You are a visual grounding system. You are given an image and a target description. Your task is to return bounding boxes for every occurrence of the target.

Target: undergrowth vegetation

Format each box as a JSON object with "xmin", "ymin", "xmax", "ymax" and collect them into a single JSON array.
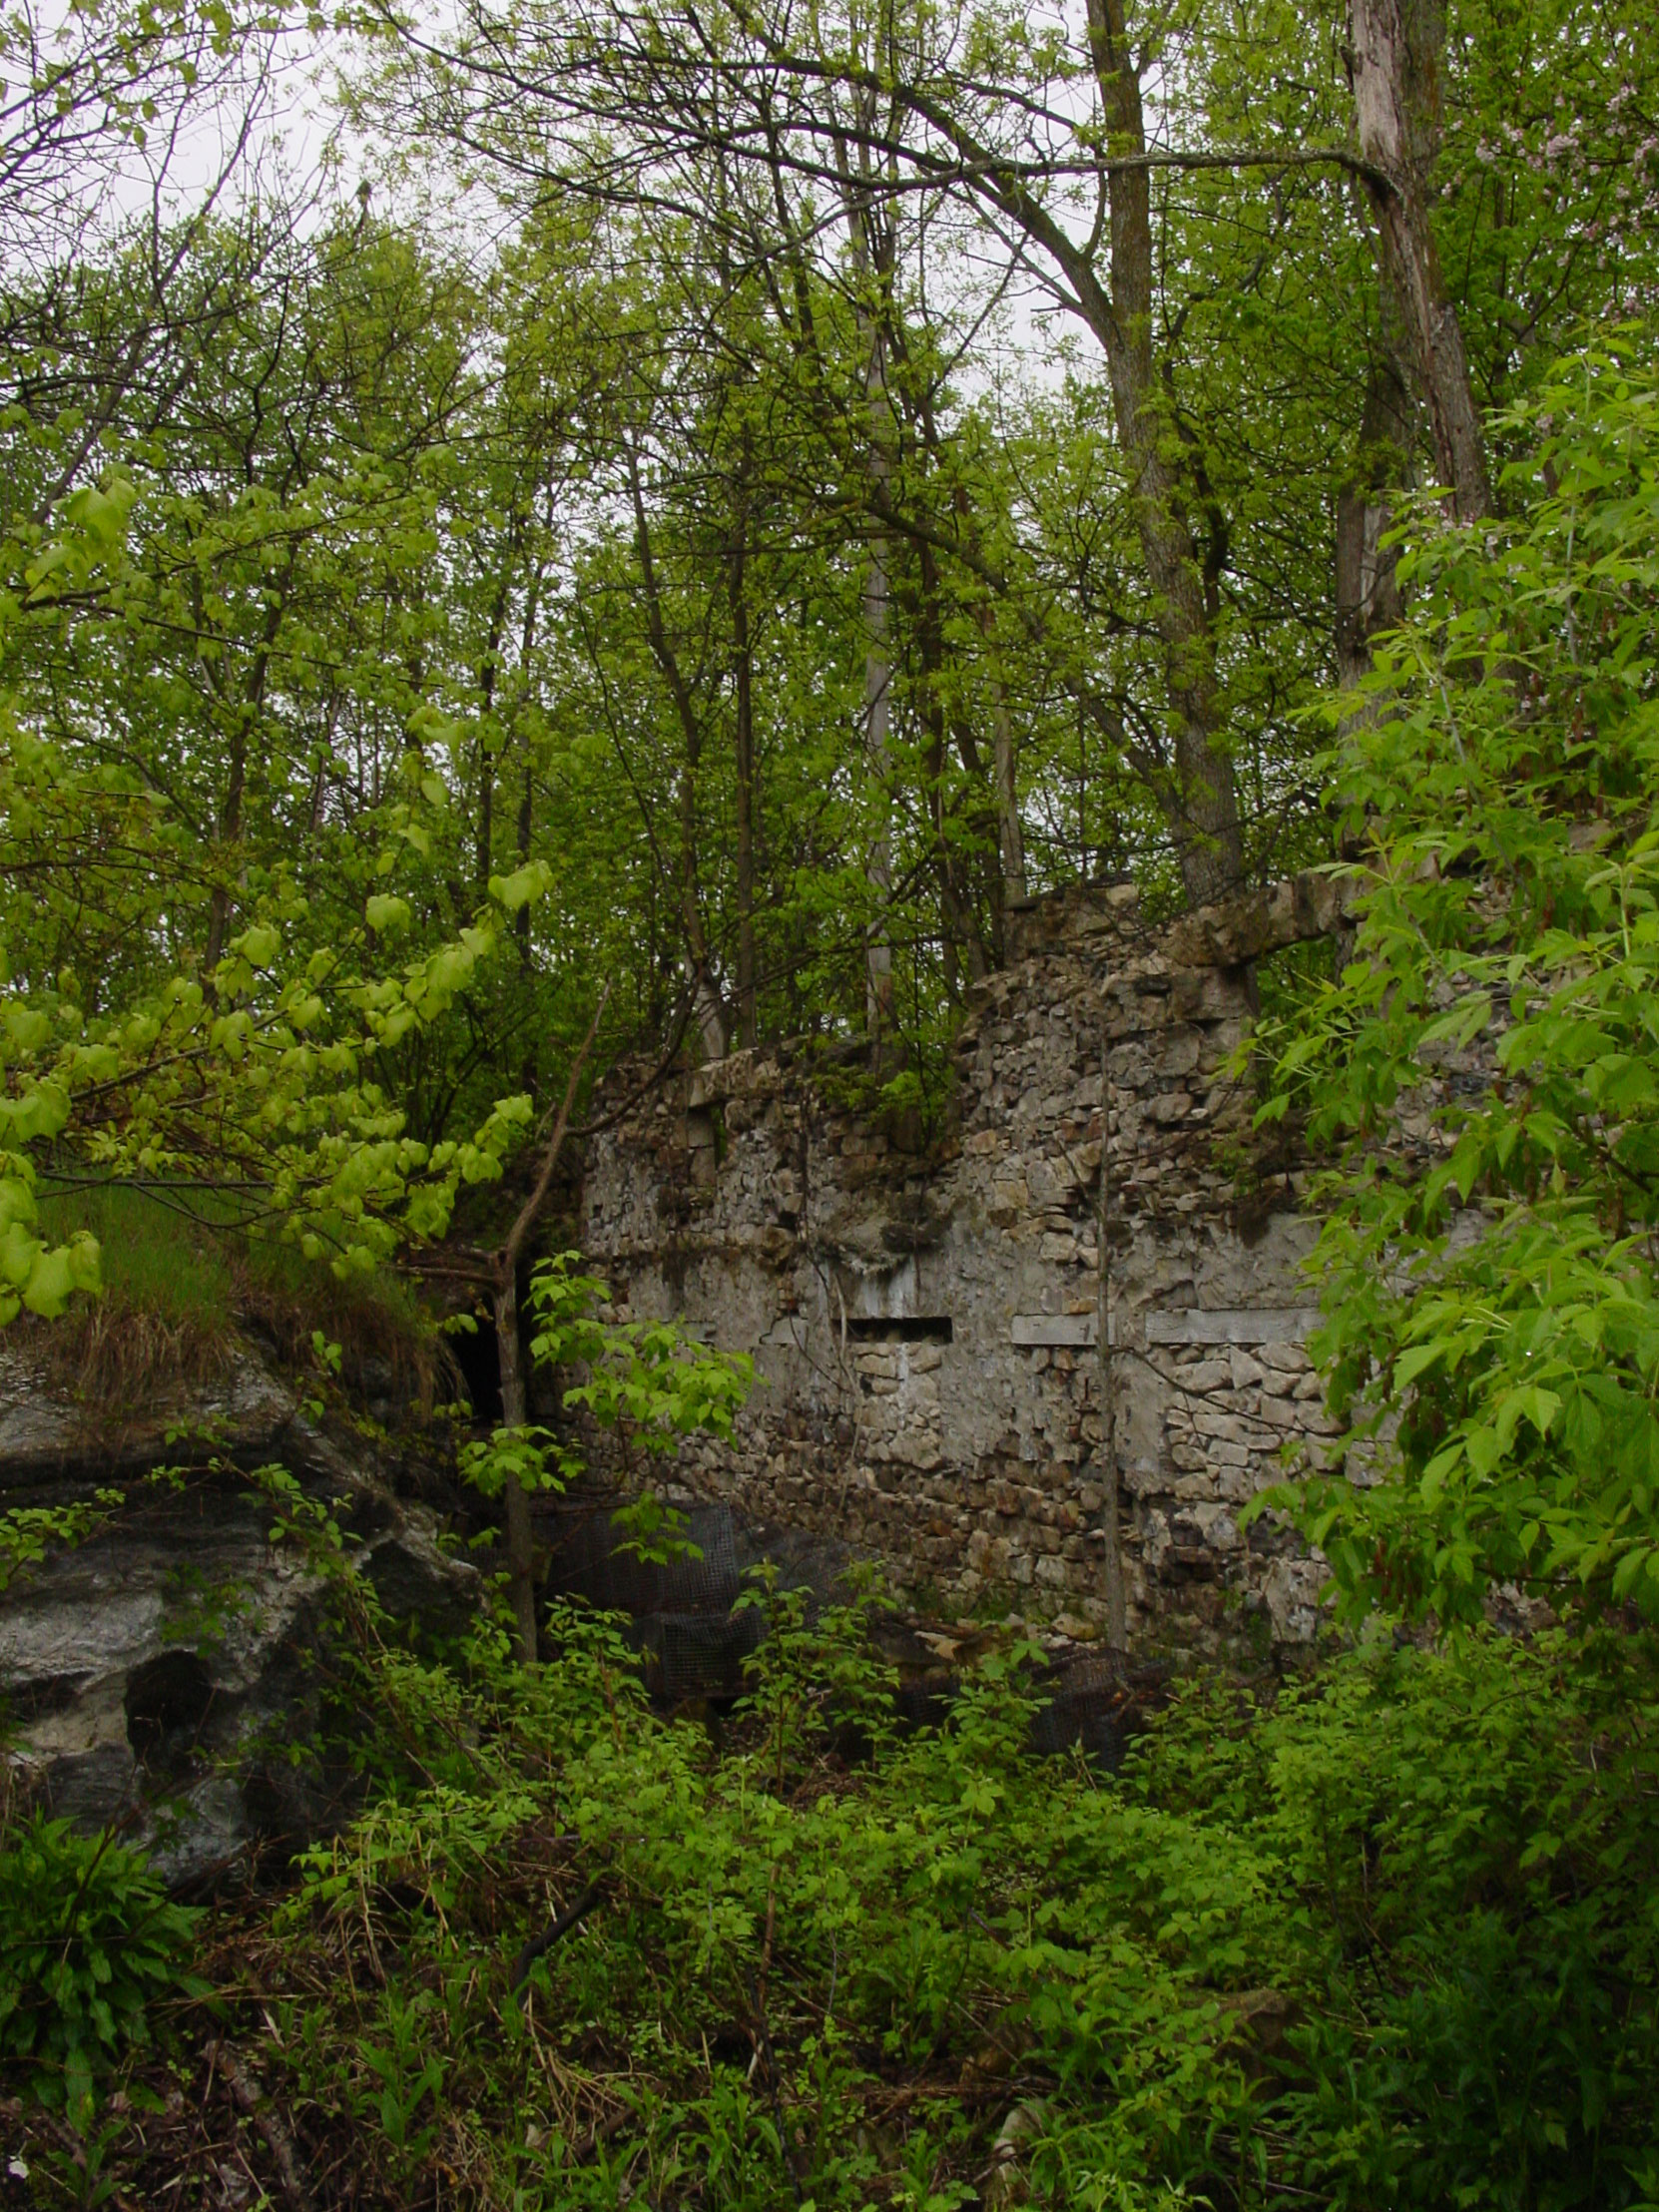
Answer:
[{"xmin": 2, "ymin": 1559, "xmax": 1655, "ymax": 2211}]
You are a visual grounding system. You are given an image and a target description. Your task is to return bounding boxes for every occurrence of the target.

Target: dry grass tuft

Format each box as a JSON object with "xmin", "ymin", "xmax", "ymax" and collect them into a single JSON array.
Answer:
[
  {"xmin": 20, "ymin": 1295, "xmax": 236, "ymax": 1407},
  {"xmin": 23, "ymin": 1181, "xmax": 452, "ymax": 1422}
]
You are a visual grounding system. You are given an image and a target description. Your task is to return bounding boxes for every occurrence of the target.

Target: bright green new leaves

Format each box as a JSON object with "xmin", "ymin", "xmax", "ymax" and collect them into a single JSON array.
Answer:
[
  {"xmin": 0, "ymin": 431, "xmax": 569, "ymax": 1295},
  {"xmin": 0, "ymin": 1102, "xmax": 100, "ymax": 1322},
  {"xmin": 1255, "ymin": 333, "xmax": 1659, "ymax": 1626},
  {"xmin": 453, "ymin": 1257, "xmax": 754, "ymax": 1581},
  {"xmin": 0, "ymin": 1487, "xmax": 124, "ymax": 1592},
  {"xmin": 457, "ymin": 1423, "xmax": 571, "ymax": 1500},
  {"xmin": 526, "ymin": 1252, "xmax": 754, "ymax": 1465},
  {"xmin": 487, "ymin": 859, "xmax": 553, "ymax": 913},
  {"xmin": 270, "ymin": 1557, "xmax": 1659, "ymax": 2209}
]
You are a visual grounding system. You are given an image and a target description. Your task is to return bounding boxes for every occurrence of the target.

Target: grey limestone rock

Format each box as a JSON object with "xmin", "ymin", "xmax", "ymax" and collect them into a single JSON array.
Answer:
[{"xmin": 0, "ymin": 1341, "xmax": 478, "ymax": 1883}]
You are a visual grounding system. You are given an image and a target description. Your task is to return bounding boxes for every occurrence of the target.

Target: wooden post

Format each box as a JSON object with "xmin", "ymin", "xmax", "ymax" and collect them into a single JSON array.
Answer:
[
  {"xmin": 493, "ymin": 983, "xmax": 610, "ymax": 1663},
  {"xmin": 1097, "ymin": 1030, "xmax": 1127, "ymax": 1651}
]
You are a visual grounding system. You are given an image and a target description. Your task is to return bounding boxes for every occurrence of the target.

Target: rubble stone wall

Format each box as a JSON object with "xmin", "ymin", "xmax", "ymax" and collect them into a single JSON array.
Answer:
[{"xmin": 577, "ymin": 875, "xmax": 1354, "ymax": 1658}]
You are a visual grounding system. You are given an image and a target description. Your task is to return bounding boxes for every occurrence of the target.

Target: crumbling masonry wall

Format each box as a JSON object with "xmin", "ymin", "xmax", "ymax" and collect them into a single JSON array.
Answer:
[{"xmin": 577, "ymin": 875, "xmax": 1357, "ymax": 1658}]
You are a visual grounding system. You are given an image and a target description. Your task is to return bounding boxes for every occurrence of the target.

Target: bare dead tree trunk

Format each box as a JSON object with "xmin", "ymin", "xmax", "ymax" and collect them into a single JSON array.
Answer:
[
  {"xmin": 1348, "ymin": 0, "xmax": 1492, "ymax": 522},
  {"xmin": 493, "ymin": 985, "xmax": 610, "ymax": 1662}
]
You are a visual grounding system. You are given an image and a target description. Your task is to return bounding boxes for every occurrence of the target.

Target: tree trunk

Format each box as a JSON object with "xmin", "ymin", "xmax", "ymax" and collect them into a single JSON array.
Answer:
[
  {"xmin": 491, "ymin": 984, "xmax": 611, "ymax": 1664},
  {"xmin": 728, "ymin": 508, "xmax": 759, "ymax": 1050},
  {"xmin": 1348, "ymin": 0, "xmax": 1492, "ymax": 521},
  {"xmin": 627, "ymin": 441, "xmax": 727, "ymax": 1061},
  {"xmin": 838, "ymin": 119, "xmax": 897, "ymax": 1047},
  {"xmin": 979, "ymin": 604, "xmax": 1026, "ymax": 906},
  {"xmin": 203, "ymin": 722, "xmax": 245, "ymax": 979},
  {"xmin": 1084, "ymin": 0, "xmax": 1243, "ymax": 905},
  {"xmin": 1336, "ymin": 319, "xmax": 1412, "ymax": 693},
  {"xmin": 515, "ymin": 758, "xmax": 534, "ymax": 967},
  {"xmin": 493, "ymin": 1273, "xmax": 539, "ymax": 1661},
  {"xmin": 860, "ymin": 516, "xmax": 896, "ymax": 1040},
  {"xmin": 475, "ymin": 568, "xmax": 510, "ymax": 890},
  {"xmin": 913, "ymin": 542, "xmax": 988, "ymax": 987}
]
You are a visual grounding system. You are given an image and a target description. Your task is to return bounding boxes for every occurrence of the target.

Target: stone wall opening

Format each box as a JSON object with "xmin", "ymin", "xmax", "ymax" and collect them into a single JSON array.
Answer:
[
  {"xmin": 844, "ymin": 1317, "xmax": 953, "ymax": 1345},
  {"xmin": 450, "ymin": 1312, "xmax": 504, "ymax": 1423}
]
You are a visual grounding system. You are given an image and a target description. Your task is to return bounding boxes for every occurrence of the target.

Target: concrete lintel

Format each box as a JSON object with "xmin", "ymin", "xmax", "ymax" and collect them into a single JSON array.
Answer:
[
  {"xmin": 1012, "ymin": 1314, "xmax": 1118, "ymax": 1349},
  {"xmin": 1142, "ymin": 1308, "xmax": 1319, "ymax": 1345}
]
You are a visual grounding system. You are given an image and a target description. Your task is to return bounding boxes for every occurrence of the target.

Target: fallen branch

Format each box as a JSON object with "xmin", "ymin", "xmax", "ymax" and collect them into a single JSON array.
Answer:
[
  {"xmin": 204, "ymin": 2040, "xmax": 312, "ymax": 2212},
  {"xmin": 572, "ymin": 2101, "xmax": 634, "ymax": 2166},
  {"xmin": 509, "ymin": 1874, "xmax": 608, "ymax": 1993}
]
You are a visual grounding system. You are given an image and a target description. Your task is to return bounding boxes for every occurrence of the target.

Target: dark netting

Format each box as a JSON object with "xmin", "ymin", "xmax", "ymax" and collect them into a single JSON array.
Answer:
[
  {"xmin": 893, "ymin": 1677, "xmax": 955, "ymax": 1733},
  {"xmin": 544, "ymin": 1502, "xmax": 765, "ymax": 1699},
  {"xmin": 1027, "ymin": 1654, "xmax": 1134, "ymax": 1767},
  {"xmin": 543, "ymin": 1499, "xmax": 1161, "ymax": 1735},
  {"xmin": 545, "ymin": 1502, "xmax": 740, "ymax": 1614},
  {"xmin": 660, "ymin": 1508, "xmax": 741, "ymax": 1612},
  {"xmin": 658, "ymin": 1607, "xmax": 765, "ymax": 1701}
]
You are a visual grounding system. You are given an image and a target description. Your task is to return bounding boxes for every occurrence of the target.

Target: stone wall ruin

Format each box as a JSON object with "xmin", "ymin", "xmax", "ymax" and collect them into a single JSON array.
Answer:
[{"xmin": 577, "ymin": 875, "xmax": 1357, "ymax": 1660}]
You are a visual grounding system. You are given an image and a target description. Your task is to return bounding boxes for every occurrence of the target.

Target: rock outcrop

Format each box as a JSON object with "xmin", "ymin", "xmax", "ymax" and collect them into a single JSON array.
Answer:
[{"xmin": 0, "ymin": 1342, "xmax": 477, "ymax": 1884}]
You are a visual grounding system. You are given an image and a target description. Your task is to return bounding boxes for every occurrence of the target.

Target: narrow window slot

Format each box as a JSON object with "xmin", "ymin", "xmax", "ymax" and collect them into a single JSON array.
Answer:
[{"xmin": 844, "ymin": 1316, "xmax": 953, "ymax": 1345}]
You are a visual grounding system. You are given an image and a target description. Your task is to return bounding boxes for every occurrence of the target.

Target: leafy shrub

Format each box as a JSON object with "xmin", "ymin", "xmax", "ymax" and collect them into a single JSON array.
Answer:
[
  {"xmin": 1255, "ymin": 336, "xmax": 1659, "ymax": 1626},
  {"xmin": 0, "ymin": 1816, "xmax": 205, "ymax": 2114},
  {"xmin": 15, "ymin": 1560, "xmax": 1654, "ymax": 2209}
]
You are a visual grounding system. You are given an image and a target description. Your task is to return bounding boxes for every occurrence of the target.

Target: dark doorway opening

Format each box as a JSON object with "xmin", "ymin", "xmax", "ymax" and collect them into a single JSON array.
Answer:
[{"xmin": 451, "ymin": 1312, "xmax": 504, "ymax": 1422}]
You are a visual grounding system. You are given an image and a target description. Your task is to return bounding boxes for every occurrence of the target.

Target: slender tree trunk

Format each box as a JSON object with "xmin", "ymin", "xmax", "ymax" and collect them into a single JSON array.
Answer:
[
  {"xmin": 514, "ymin": 559, "xmax": 545, "ymax": 968},
  {"xmin": 859, "ymin": 401, "xmax": 895, "ymax": 1040},
  {"xmin": 493, "ymin": 1271, "xmax": 538, "ymax": 1660},
  {"xmin": 204, "ymin": 723, "xmax": 246, "ymax": 978},
  {"xmin": 478, "ymin": 743, "xmax": 495, "ymax": 892},
  {"xmin": 1337, "ymin": 313, "xmax": 1413, "ymax": 692},
  {"xmin": 728, "ymin": 501, "xmax": 759, "ymax": 1050},
  {"xmin": 942, "ymin": 486, "xmax": 1025, "ymax": 929},
  {"xmin": 627, "ymin": 441, "xmax": 727, "ymax": 1061},
  {"xmin": 515, "ymin": 758, "xmax": 534, "ymax": 967},
  {"xmin": 913, "ymin": 544, "xmax": 987, "ymax": 987},
  {"xmin": 1348, "ymin": 0, "xmax": 1492, "ymax": 521},
  {"xmin": 1084, "ymin": 0, "xmax": 1243, "ymax": 904},
  {"xmin": 476, "ymin": 568, "xmax": 510, "ymax": 890},
  {"xmin": 977, "ymin": 602, "xmax": 1026, "ymax": 905},
  {"xmin": 493, "ymin": 985, "xmax": 610, "ymax": 1663},
  {"xmin": 203, "ymin": 566, "xmax": 289, "ymax": 977},
  {"xmin": 1097, "ymin": 1040, "xmax": 1125, "ymax": 1650},
  {"xmin": 837, "ymin": 119, "xmax": 897, "ymax": 1047}
]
